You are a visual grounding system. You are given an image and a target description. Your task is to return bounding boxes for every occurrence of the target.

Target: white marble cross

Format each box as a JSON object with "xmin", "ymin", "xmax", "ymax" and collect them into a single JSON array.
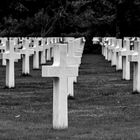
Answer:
[
  {"xmin": 0, "ymin": 38, "xmax": 7, "ymax": 65},
  {"xmin": 74, "ymin": 38, "xmax": 85, "ymax": 57},
  {"xmin": 67, "ymin": 40, "xmax": 82, "ymax": 97},
  {"xmin": 110, "ymin": 38, "xmax": 117, "ymax": 66},
  {"xmin": 63, "ymin": 37, "xmax": 75, "ymax": 43},
  {"xmin": 0, "ymin": 38, "xmax": 21, "ymax": 88},
  {"xmin": 20, "ymin": 38, "xmax": 34, "ymax": 75},
  {"xmin": 102, "ymin": 38, "xmax": 109, "ymax": 60},
  {"xmin": 42, "ymin": 43, "xmax": 78, "ymax": 129},
  {"xmin": 107, "ymin": 38, "xmax": 113, "ymax": 61},
  {"xmin": 47, "ymin": 38, "xmax": 54, "ymax": 60},
  {"xmin": 40, "ymin": 38, "xmax": 47, "ymax": 64},
  {"xmin": 118, "ymin": 38, "xmax": 134, "ymax": 80},
  {"xmin": 101, "ymin": 38, "xmax": 106, "ymax": 56},
  {"xmin": 128, "ymin": 41, "xmax": 140, "ymax": 92},
  {"xmin": 115, "ymin": 39, "xmax": 123, "ymax": 70},
  {"xmin": 110, "ymin": 39, "xmax": 122, "ymax": 70},
  {"xmin": 32, "ymin": 38, "xmax": 43, "ymax": 69}
]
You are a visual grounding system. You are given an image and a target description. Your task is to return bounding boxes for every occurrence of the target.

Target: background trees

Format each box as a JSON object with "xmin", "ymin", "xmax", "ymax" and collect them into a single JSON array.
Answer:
[{"xmin": 0, "ymin": 0, "xmax": 139, "ymax": 37}]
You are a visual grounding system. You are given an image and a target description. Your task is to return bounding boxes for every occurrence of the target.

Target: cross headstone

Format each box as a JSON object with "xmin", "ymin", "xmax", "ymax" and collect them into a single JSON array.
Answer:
[
  {"xmin": 74, "ymin": 38, "xmax": 85, "ymax": 57},
  {"xmin": 1, "ymin": 38, "xmax": 21, "ymax": 88},
  {"xmin": 47, "ymin": 38, "xmax": 54, "ymax": 60},
  {"xmin": 128, "ymin": 41, "xmax": 140, "ymax": 92},
  {"xmin": 101, "ymin": 38, "xmax": 105, "ymax": 56},
  {"xmin": 102, "ymin": 38, "xmax": 109, "ymax": 60},
  {"xmin": 115, "ymin": 39, "xmax": 123, "ymax": 70},
  {"xmin": 107, "ymin": 38, "xmax": 113, "ymax": 61},
  {"xmin": 118, "ymin": 38, "xmax": 134, "ymax": 80},
  {"xmin": 32, "ymin": 38, "xmax": 43, "ymax": 69},
  {"xmin": 42, "ymin": 43, "xmax": 78, "ymax": 129},
  {"xmin": 0, "ymin": 38, "xmax": 7, "ymax": 65},
  {"xmin": 67, "ymin": 40, "xmax": 82, "ymax": 97},
  {"xmin": 20, "ymin": 38, "xmax": 34, "ymax": 75},
  {"xmin": 110, "ymin": 38, "xmax": 117, "ymax": 66},
  {"xmin": 40, "ymin": 38, "xmax": 47, "ymax": 64}
]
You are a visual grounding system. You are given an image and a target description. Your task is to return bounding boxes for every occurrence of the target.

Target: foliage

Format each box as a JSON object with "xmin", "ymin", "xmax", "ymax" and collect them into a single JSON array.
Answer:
[{"xmin": 0, "ymin": 0, "xmax": 139, "ymax": 39}]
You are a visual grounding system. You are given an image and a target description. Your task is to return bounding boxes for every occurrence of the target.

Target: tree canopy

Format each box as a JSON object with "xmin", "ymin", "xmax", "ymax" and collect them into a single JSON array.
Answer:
[{"xmin": 0, "ymin": 0, "xmax": 139, "ymax": 37}]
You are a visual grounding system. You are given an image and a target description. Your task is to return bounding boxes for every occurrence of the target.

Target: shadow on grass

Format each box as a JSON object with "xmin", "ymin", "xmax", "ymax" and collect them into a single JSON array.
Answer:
[{"xmin": 21, "ymin": 74, "xmax": 32, "ymax": 77}]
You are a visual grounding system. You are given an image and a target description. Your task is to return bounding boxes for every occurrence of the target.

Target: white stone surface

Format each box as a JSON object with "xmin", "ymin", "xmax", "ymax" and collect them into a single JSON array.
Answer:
[
  {"xmin": 110, "ymin": 38, "xmax": 117, "ymax": 66},
  {"xmin": 63, "ymin": 37, "xmax": 75, "ymax": 43},
  {"xmin": 118, "ymin": 38, "xmax": 134, "ymax": 80},
  {"xmin": 0, "ymin": 38, "xmax": 7, "ymax": 65},
  {"xmin": 103, "ymin": 38, "xmax": 109, "ymax": 60},
  {"xmin": 20, "ymin": 38, "xmax": 34, "ymax": 74},
  {"xmin": 40, "ymin": 38, "xmax": 47, "ymax": 64},
  {"xmin": 32, "ymin": 38, "xmax": 43, "ymax": 69},
  {"xmin": 47, "ymin": 38, "xmax": 54, "ymax": 60},
  {"xmin": 74, "ymin": 38, "xmax": 85, "ymax": 57},
  {"xmin": 115, "ymin": 39, "xmax": 123, "ymax": 70},
  {"xmin": 128, "ymin": 41, "xmax": 140, "ymax": 92},
  {"xmin": 107, "ymin": 38, "xmax": 114, "ymax": 61},
  {"xmin": 67, "ymin": 40, "xmax": 82, "ymax": 97},
  {"xmin": 42, "ymin": 43, "xmax": 78, "ymax": 129},
  {"xmin": 2, "ymin": 38, "xmax": 21, "ymax": 88}
]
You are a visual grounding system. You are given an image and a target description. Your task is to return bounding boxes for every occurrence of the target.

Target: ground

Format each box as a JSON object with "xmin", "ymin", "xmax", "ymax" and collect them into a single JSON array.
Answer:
[{"xmin": 0, "ymin": 54, "xmax": 140, "ymax": 140}]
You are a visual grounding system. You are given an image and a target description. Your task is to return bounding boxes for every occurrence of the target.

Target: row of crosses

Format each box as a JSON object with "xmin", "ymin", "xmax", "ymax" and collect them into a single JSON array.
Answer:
[
  {"xmin": 0, "ymin": 37, "xmax": 85, "ymax": 129},
  {"xmin": 101, "ymin": 37, "xmax": 140, "ymax": 93}
]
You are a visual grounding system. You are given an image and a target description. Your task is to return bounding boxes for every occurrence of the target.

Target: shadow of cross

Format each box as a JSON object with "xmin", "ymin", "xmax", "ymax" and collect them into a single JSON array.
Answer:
[
  {"xmin": 20, "ymin": 38, "xmax": 34, "ymax": 75},
  {"xmin": 1, "ymin": 38, "xmax": 21, "ymax": 88},
  {"xmin": 128, "ymin": 41, "xmax": 140, "ymax": 92},
  {"xmin": 118, "ymin": 38, "xmax": 134, "ymax": 80},
  {"xmin": 42, "ymin": 43, "xmax": 78, "ymax": 129}
]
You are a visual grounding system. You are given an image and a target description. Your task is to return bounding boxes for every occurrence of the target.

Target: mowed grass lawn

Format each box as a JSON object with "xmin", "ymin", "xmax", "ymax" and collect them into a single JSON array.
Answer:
[{"xmin": 0, "ymin": 54, "xmax": 140, "ymax": 140}]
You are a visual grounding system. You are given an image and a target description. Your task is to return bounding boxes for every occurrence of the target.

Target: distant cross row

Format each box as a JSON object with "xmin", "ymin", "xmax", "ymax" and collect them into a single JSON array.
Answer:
[{"xmin": 100, "ymin": 37, "xmax": 140, "ymax": 93}]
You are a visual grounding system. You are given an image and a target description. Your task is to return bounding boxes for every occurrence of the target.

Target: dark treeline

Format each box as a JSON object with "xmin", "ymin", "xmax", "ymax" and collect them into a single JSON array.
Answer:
[{"xmin": 0, "ymin": 0, "xmax": 140, "ymax": 38}]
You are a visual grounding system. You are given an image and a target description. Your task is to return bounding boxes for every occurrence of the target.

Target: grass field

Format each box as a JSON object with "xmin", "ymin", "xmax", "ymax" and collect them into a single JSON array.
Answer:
[{"xmin": 0, "ymin": 54, "xmax": 140, "ymax": 140}]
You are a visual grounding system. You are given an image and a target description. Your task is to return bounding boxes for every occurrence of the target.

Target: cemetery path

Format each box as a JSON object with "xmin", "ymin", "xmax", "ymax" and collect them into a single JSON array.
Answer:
[{"xmin": 0, "ymin": 55, "xmax": 140, "ymax": 140}]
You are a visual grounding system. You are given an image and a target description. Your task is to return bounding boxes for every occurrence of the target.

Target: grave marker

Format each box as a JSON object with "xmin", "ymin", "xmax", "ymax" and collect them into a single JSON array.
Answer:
[
  {"xmin": 107, "ymin": 38, "xmax": 113, "ymax": 61},
  {"xmin": 32, "ymin": 38, "xmax": 43, "ymax": 69},
  {"xmin": 115, "ymin": 39, "xmax": 123, "ymax": 70},
  {"xmin": 128, "ymin": 41, "xmax": 140, "ymax": 92},
  {"xmin": 20, "ymin": 38, "xmax": 34, "ymax": 75},
  {"xmin": 118, "ymin": 38, "xmax": 134, "ymax": 80},
  {"xmin": 67, "ymin": 40, "xmax": 82, "ymax": 97},
  {"xmin": 102, "ymin": 38, "xmax": 109, "ymax": 60},
  {"xmin": 42, "ymin": 43, "xmax": 78, "ymax": 129},
  {"xmin": 0, "ymin": 38, "xmax": 21, "ymax": 88},
  {"xmin": 110, "ymin": 38, "xmax": 117, "ymax": 66},
  {"xmin": 110, "ymin": 39, "xmax": 123, "ymax": 70},
  {"xmin": 74, "ymin": 38, "xmax": 85, "ymax": 57},
  {"xmin": 0, "ymin": 38, "xmax": 7, "ymax": 65},
  {"xmin": 40, "ymin": 38, "xmax": 47, "ymax": 64}
]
